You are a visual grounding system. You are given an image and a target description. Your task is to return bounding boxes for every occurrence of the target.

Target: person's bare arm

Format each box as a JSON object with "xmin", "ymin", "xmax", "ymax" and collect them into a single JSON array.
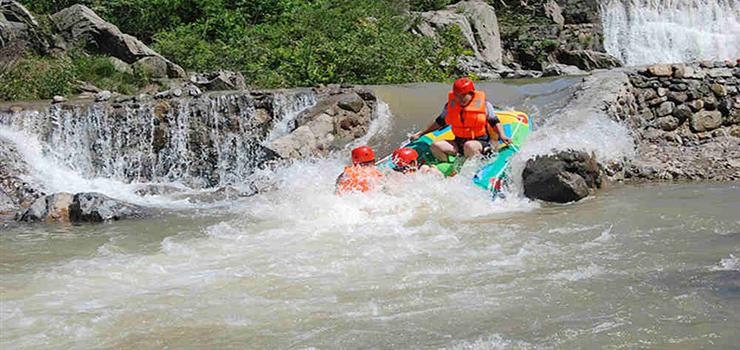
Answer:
[{"xmin": 410, "ymin": 120, "xmax": 442, "ymax": 141}]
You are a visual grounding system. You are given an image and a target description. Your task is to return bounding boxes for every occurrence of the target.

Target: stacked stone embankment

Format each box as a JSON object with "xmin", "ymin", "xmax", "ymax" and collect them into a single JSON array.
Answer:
[{"xmin": 623, "ymin": 61, "xmax": 739, "ymax": 181}]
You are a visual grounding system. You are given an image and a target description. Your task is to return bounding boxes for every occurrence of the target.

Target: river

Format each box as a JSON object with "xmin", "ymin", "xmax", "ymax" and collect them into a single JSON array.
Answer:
[{"xmin": 1, "ymin": 79, "xmax": 739, "ymax": 349}]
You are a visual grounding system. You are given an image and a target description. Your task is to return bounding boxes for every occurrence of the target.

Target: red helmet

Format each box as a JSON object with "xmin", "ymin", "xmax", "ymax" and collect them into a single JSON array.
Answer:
[
  {"xmin": 392, "ymin": 147, "xmax": 419, "ymax": 167},
  {"xmin": 452, "ymin": 77, "xmax": 475, "ymax": 95},
  {"xmin": 351, "ymin": 145, "xmax": 375, "ymax": 164}
]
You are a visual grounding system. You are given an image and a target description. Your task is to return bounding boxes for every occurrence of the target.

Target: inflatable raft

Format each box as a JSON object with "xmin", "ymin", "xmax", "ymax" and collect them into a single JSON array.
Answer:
[{"xmin": 377, "ymin": 109, "xmax": 530, "ymax": 198}]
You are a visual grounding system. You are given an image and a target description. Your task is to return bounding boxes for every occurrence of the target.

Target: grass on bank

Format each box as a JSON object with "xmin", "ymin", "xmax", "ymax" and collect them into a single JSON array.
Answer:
[{"xmin": 0, "ymin": 53, "xmax": 149, "ymax": 101}]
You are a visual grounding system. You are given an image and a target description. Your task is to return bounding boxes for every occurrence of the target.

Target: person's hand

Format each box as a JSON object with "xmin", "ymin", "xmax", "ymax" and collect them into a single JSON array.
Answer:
[
  {"xmin": 500, "ymin": 135, "xmax": 512, "ymax": 145},
  {"xmin": 409, "ymin": 132, "xmax": 421, "ymax": 141}
]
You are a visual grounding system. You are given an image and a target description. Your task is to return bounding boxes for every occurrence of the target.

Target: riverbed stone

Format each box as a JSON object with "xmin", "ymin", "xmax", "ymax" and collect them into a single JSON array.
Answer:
[
  {"xmin": 522, "ymin": 150, "xmax": 601, "ymax": 203},
  {"xmin": 69, "ymin": 192, "xmax": 145, "ymax": 222},
  {"xmin": 690, "ymin": 110, "xmax": 723, "ymax": 132}
]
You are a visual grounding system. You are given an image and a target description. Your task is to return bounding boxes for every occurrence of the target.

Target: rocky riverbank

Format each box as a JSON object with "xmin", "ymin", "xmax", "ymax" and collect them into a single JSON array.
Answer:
[{"xmin": 521, "ymin": 61, "xmax": 739, "ymax": 203}]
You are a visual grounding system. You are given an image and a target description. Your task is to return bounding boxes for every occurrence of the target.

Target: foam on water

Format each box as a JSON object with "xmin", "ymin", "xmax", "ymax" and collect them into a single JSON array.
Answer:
[{"xmin": 602, "ymin": 0, "xmax": 740, "ymax": 65}]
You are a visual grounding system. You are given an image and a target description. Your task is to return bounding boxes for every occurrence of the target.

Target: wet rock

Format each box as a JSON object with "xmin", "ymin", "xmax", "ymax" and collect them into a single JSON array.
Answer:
[
  {"xmin": 690, "ymin": 110, "xmax": 723, "ymax": 132},
  {"xmin": 522, "ymin": 150, "xmax": 602, "ymax": 203},
  {"xmin": 17, "ymin": 192, "xmax": 73, "ymax": 223},
  {"xmin": 337, "ymin": 93, "xmax": 364, "ymax": 113},
  {"xmin": 50, "ymin": 4, "xmax": 184, "ymax": 78},
  {"xmin": 68, "ymin": 192, "xmax": 145, "ymax": 222},
  {"xmin": 0, "ymin": 139, "xmax": 44, "ymax": 213}
]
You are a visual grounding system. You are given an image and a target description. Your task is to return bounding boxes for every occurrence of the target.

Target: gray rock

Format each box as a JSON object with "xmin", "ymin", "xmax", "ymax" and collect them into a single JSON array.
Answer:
[
  {"xmin": 17, "ymin": 196, "xmax": 47, "ymax": 222},
  {"xmin": 95, "ymin": 90, "xmax": 112, "ymax": 102},
  {"xmin": 0, "ymin": 0, "xmax": 48, "ymax": 52},
  {"xmin": 190, "ymin": 70, "xmax": 246, "ymax": 91},
  {"xmin": 542, "ymin": 63, "xmax": 585, "ymax": 77},
  {"xmin": 657, "ymin": 87, "xmax": 668, "ymax": 97},
  {"xmin": 68, "ymin": 192, "xmax": 145, "ymax": 222},
  {"xmin": 414, "ymin": 0, "xmax": 502, "ymax": 66},
  {"xmin": 52, "ymin": 95, "xmax": 67, "ymax": 104},
  {"xmin": 50, "ymin": 4, "xmax": 185, "ymax": 78},
  {"xmin": 703, "ymin": 95, "xmax": 718, "ymax": 110},
  {"xmin": 108, "ymin": 57, "xmax": 133, "ymax": 74},
  {"xmin": 668, "ymin": 91, "xmax": 688, "ymax": 103},
  {"xmin": 132, "ymin": 56, "xmax": 168, "ymax": 78},
  {"xmin": 672, "ymin": 104, "xmax": 693, "ymax": 122},
  {"xmin": 522, "ymin": 150, "xmax": 602, "ymax": 203},
  {"xmin": 543, "ymin": 0, "xmax": 565, "ymax": 27},
  {"xmin": 455, "ymin": 56, "xmax": 501, "ymax": 80},
  {"xmin": 690, "ymin": 110, "xmax": 723, "ymax": 132},
  {"xmin": 337, "ymin": 93, "xmax": 364, "ymax": 113},
  {"xmin": 556, "ymin": 49, "xmax": 622, "ymax": 71},
  {"xmin": 657, "ymin": 101, "xmax": 675, "ymax": 116},
  {"xmin": 656, "ymin": 116, "xmax": 679, "ymax": 131},
  {"xmin": 707, "ymin": 68, "xmax": 732, "ymax": 78}
]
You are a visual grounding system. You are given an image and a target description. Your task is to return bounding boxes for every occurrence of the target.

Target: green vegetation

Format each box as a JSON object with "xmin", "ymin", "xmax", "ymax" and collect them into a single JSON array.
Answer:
[
  {"xmin": 15, "ymin": 0, "xmax": 467, "ymax": 93},
  {"xmin": 0, "ymin": 53, "xmax": 149, "ymax": 101}
]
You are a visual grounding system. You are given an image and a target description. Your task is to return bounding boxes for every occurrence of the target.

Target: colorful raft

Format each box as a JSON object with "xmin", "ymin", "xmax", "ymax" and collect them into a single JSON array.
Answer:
[{"xmin": 376, "ymin": 109, "xmax": 530, "ymax": 197}]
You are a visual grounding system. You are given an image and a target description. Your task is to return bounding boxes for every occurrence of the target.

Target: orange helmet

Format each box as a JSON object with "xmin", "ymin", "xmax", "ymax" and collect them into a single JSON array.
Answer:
[
  {"xmin": 452, "ymin": 77, "xmax": 475, "ymax": 95},
  {"xmin": 392, "ymin": 147, "xmax": 419, "ymax": 167},
  {"xmin": 351, "ymin": 146, "xmax": 375, "ymax": 164}
]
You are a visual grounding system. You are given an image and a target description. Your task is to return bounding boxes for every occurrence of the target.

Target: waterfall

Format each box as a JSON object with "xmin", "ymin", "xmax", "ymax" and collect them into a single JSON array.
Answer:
[
  {"xmin": 0, "ymin": 91, "xmax": 317, "ymax": 190},
  {"xmin": 601, "ymin": 0, "xmax": 740, "ymax": 66}
]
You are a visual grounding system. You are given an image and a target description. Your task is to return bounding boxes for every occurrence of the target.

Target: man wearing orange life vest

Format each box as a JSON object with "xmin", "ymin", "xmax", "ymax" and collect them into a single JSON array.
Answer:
[
  {"xmin": 335, "ymin": 146, "xmax": 384, "ymax": 195},
  {"xmin": 409, "ymin": 77, "xmax": 511, "ymax": 162}
]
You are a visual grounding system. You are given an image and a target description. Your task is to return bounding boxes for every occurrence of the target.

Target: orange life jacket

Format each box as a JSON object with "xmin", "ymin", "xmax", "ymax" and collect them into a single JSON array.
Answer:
[
  {"xmin": 336, "ymin": 165, "xmax": 383, "ymax": 194},
  {"xmin": 445, "ymin": 90, "xmax": 488, "ymax": 139}
]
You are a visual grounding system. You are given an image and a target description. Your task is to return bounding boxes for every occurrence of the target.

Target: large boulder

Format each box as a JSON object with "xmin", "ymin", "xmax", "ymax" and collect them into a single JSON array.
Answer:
[
  {"xmin": 268, "ymin": 90, "xmax": 376, "ymax": 159},
  {"xmin": 556, "ymin": 49, "xmax": 622, "ymax": 70},
  {"xmin": 50, "ymin": 4, "xmax": 185, "ymax": 78},
  {"xmin": 0, "ymin": 0, "xmax": 48, "ymax": 52},
  {"xmin": 414, "ymin": 0, "xmax": 503, "ymax": 67},
  {"xmin": 522, "ymin": 150, "xmax": 603, "ymax": 203},
  {"xmin": 17, "ymin": 192, "xmax": 73, "ymax": 223},
  {"xmin": 68, "ymin": 192, "xmax": 145, "ymax": 222}
]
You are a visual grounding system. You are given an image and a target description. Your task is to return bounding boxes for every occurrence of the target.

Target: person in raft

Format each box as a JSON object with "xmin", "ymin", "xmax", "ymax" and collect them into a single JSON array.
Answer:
[
  {"xmin": 335, "ymin": 145, "xmax": 384, "ymax": 194},
  {"xmin": 390, "ymin": 147, "xmax": 450, "ymax": 176},
  {"xmin": 409, "ymin": 77, "xmax": 512, "ymax": 162}
]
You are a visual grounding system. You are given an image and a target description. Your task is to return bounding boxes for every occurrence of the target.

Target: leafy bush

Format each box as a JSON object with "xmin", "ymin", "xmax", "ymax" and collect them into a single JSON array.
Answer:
[{"xmin": 153, "ymin": 0, "xmax": 465, "ymax": 87}]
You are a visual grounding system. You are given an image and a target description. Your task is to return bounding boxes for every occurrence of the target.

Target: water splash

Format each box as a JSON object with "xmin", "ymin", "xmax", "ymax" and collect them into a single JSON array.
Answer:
[{"xmin": 601, "ymin": 0, "xmax": 740, "ymax": 65}]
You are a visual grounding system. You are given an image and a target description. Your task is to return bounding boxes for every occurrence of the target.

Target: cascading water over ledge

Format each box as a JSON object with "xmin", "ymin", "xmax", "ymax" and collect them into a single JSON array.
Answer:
[
  {"xmin": 0, "ymin": 90, "xmax": 318, "ymax": 190},
  {"xmin": 601, "ymin": 0, "xmax": 740, "ymax": 66}
]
